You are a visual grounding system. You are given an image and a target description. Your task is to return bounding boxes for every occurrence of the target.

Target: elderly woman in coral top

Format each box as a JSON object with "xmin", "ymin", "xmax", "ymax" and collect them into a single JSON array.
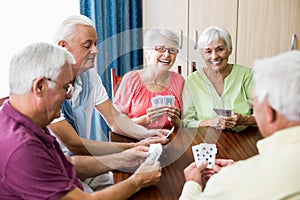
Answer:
[{"xmin": 114, "ymin": 28, "xmax": 184, "ymax": 129}]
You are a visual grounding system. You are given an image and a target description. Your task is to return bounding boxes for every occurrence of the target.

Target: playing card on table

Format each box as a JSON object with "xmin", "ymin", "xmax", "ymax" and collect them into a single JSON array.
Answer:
[
  {"xmin": 165, "ymin": 126, "xmax": 175, "ymax": 138},
  {"xmin": 192, "ymin": 143, "xmax": 217, "ymax": 169},
  {"xmin": 213, "ymin": 108, "xmax": 232, "ymax": 116},
  {"xmin": 145, "ymin": 143, "xmax": 163, "ymax": 163}
]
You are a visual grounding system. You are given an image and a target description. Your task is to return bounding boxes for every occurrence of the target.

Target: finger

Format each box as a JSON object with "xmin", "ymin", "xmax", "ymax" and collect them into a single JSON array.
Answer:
[
  {"xmin": 148, "ymin": 106, "xmax": 169, "ymax": 114},
  {"xmin": 136, "ymin": 145, "xmax": 149, "ymax": 152},
  {"xmin": 185, "ymin": 162, "xmax": 197, "ymax": 171},
  {"xmin": 198, "ymin": 162, "xmax": 208, "ymax": 171},
  {"xmin": 215, "ymin": 159, "xmax": 234, "ymax": 166},
  {"xmin": 146, "ymin": 106, "xmax": 164, "ymax": 112},
  {"xmin": 149, "ymin": 113, "xmax": 166, "ymax": 121},
  {"xmin": 152, "ymin": 129, "xmax": 169, "ymax": 137}
]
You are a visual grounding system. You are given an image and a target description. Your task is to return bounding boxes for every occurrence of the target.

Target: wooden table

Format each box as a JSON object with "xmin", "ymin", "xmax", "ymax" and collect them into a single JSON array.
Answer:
[{"xmin": 110, "ymin": 127, "xmax": 262, "ymax": 200}]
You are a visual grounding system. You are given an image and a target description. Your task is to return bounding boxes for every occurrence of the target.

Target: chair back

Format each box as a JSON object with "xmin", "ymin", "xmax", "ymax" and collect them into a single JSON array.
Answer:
[
  {"xmin": 110, "ymin": 68, "xmax": 123, "ymax": 100},
  {"xmin": 0, "ymin": 96, "xmax": 9, "ymax": 106}
]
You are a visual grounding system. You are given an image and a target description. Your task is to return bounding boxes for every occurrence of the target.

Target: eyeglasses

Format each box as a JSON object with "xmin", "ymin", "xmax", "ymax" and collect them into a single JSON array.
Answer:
[
  {"xmin": 45, "ymin": 78, "xmax": 74, "ymax": 95},
  {"xmin": 154, "ymin": 46, "xmax": 179, "ymax": 55}
]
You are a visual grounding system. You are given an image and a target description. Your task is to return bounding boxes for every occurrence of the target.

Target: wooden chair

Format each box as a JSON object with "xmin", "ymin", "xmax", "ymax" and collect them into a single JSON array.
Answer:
[
  {"xmin": 177, "ymin": 65, "xmax": 182, "ymax": 74},
  {"xmin": 189, "ymin": 61, "xmax": 197, "ymax": 73},
  {"xmin": 110, "ymin": 68, "xmax": 123, "ymax": 99},
  {"xmin": 0, "ymin": 96, "xmax": 9, "ymax": 106}
]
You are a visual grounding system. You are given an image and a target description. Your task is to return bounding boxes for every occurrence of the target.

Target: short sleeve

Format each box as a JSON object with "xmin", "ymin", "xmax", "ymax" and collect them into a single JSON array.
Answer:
[
  {"xmin": 4, "ymin": 141, "xmax": 78, "ymax": 199},
  {"xmin": 90, "ymin": 70, "xmax": 109, "ymax": 105},
  {"xmin": 114, "ymin": 71, "xmax": 139, "ymax": 114}
]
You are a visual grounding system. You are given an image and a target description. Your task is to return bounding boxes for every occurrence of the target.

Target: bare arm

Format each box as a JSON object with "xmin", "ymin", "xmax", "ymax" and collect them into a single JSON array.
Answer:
[
  {"xmin": 49, "ymin": 120, "xmax": 135, "ymax": 156},
  {"xmin": 60, "ymin": 161, "xmax": 161, "ymax": 200},
  {"xmin": 96, "ymin": 99, "xmax": 165, "ymax": 139},
  {"xmin": 69, "ymin": 146, "xmax": 149, "ymax": 179}
]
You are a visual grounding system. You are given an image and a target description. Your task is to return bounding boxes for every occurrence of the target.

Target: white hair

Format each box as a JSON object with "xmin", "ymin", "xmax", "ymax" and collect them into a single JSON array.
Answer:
[
  {"xmin": 9, "ymin": 42, "xmax": 76, "ymax": 95},
  {"xmin": 53, "ymin": 14, "xmax": 95, "ymax": 44},
  {"xmin": 253, "ymin": 50, "xmax": 300, "ymax": 121},
  {"xmin": 198, "ymin": 26, "xmax": 232, "ymax": 50},
  {"xmin": 143, "ymin": 28, "xmax": 179, "ymax": 48}
]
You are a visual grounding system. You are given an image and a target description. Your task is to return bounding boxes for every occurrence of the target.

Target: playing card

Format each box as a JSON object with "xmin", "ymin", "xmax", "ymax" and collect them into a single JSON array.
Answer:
[
  {"xmin": 192, "ymin": 143, "xmax": 217, "ymax": 169},
  {"xmin": 145, "ymin": 143, "xmax": 163, "ymax": 163},
  {"xmin": 152, "ymin": 95, "xmax": 175, "ymax": 107},
  {"xmin": 164, "ymin": 95, "xmax": 175, "ymax": 106},
  {"xmin": 165, "ymin": 126, "xmax": 175, "ymax": 138},
  {"xmin": 213, "ymin": 108, "xmax": 232, "ymax": 116},
  {"xmin": 151, "ymin": 96, "xmax": 162, "ymax": 107}
]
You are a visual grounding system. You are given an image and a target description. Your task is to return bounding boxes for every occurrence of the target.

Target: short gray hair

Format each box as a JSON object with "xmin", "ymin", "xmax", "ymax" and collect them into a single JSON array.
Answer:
[
  {"xmin": 143, "ymin": 28, "xmax": 179, "ymax": 48},
  {"xmin": 198, "ymin": 26, "xmax": 232, "ymax": 50},
  {"xmin": 253, "ymin": 50, "xmax": 300, "ymax": 121},
  {"xmin": 53, "ymin": 15, "xmax": 95, "ymax": 44},
  {"xmin": 9, "ymin": 42, "xmax": 76, "ymax": 95}
]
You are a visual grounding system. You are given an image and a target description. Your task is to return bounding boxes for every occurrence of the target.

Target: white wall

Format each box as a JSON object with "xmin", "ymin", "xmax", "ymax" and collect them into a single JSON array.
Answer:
[{"xmin": 0, "ymin": 0, "xmax": 79, "ymax": 97}]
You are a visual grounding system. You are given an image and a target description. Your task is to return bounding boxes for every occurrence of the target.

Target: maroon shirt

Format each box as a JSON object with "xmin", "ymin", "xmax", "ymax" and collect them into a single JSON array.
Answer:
[{"xmin": 0, "ymin": 101, "xmax": 83, "ymax": 199}]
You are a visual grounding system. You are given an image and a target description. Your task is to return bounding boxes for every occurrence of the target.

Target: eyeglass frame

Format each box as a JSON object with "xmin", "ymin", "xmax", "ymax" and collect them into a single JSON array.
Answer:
[
  {"xmin": 44, "ymin": 77, "xmax": 74, "ymax": 95},
  {"xmin": 154, "ymin": 46, "xmax": 179, "ymax": 55}
]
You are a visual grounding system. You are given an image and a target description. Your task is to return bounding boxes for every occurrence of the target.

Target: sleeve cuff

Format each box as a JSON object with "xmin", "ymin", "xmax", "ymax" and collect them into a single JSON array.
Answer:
[{"xmin": 179, "ymin": 181, "xmax": 202, "ymax": 200}]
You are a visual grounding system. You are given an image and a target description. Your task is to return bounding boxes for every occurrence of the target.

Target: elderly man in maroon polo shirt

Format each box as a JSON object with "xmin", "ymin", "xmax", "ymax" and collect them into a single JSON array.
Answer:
[{"xmin": 0, "ymin": 42, "xmax": 161, "ymax": 199}]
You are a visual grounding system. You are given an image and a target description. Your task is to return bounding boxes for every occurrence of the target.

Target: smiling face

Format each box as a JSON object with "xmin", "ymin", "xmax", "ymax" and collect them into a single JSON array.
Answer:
[
  {"xmin": 201, "ymin": 38, "xmax": 232, "ymax": 72},
  {"xmin": 144, "ymin": 36, "xmax": 178, "ymax": 71},
  {"xmin": 60, "ymin": 24, "xmax": 98, "ymax": 77}
]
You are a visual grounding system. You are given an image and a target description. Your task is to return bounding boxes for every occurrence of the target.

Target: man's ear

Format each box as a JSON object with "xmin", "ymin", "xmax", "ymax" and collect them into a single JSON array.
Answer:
[
  {"xmin": 264, "ymin": 100, "xmax": 277, "ymax": 124},
  {"xmin": 32, "ymin": 77, "xmax": 45, "ymax": 97}
]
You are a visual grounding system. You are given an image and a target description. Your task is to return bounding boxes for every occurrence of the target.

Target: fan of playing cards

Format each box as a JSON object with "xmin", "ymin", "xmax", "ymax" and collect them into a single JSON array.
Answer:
[
  {"xmin": 151, "ymin": 95, "xmax": 175, "ymax": 107},
  {"xmin": 192, "ymin": 143, "xmax": 217, "ymax": 169}
]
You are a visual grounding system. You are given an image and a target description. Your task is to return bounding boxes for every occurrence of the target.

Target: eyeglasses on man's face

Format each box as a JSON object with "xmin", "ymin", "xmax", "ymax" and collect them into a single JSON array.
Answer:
[
  {"xmin": 154, "ymin": 46, "xmax": 179, "ymax": 55},
  {"xmin": 44, "ymin": 77, "xmax": 74, "ymax": 96}
]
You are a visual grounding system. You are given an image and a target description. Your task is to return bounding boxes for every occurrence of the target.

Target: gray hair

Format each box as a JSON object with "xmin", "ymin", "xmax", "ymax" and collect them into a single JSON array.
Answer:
[
  {"xmin": 253, "ymin": 50, "xmax": 300, "ymax": 121},
  {"xmin": 198, "ymin": 26, "xmax": 232, "ymax": 50},
  {"xmin": 143, "ymin": 28, "xmax": 179, "ymax": 48},
  {"xmin": 9, "ymin": 42, "xmax": 76, "ymax": 95},
  {"xmin": 53, "ymin": 15, "xmax": 95, "ymax": 44}
]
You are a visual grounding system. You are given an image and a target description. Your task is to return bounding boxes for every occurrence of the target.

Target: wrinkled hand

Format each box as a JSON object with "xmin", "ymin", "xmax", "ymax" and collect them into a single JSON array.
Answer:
[
  {"xmin": 144, "ymin": 128, "xmax": 170, "ymax": 138},
  {"xmin": 131, "ymin": 160, "xmax": 162, "ymax": 188},
  {"xmin": 118, "ymin": 146, "xmax": 149, "ymax": 170},
  {"xmin": 136, "ymin": 136, "xmax": 169, "ymax": 147},
  {"xmin": 210, "ymin": 116, "xmax": 226, "ymax": 130},
  {"xmin": 146, "ymin": 106, "xmax": 168, "ymax": 123},
  {"xmin": 211, "ymin": 113, "xmax": 240, "ymax": 130},
  {"xmin": 202, "ymin": 159, "xmax": 235, "ymax": 181},
  {"xmin": 165, "ymin": 105, "xmax": 181, "ymax": 127},
  {"xmin": 183, "ymin": 162, "xmax": 207, "ymax": 189},
  {"xmin": 213, "ymin": 159, "xmax": 235, "ymax": 172}
]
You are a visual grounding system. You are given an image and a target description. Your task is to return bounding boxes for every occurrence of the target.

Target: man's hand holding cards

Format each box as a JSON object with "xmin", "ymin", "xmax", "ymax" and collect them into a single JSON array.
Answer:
[
  {"xmin": 145, "ymin": 143, "xmax": 163, "ymax": 163},
  {"xmin": 192, "ymin": 143, "xmax": 217, "ymax": 169}
]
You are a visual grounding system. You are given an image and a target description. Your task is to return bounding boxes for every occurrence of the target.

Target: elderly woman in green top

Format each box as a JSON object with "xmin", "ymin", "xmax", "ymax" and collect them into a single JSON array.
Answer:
[{"xmin": 182, "ymin": 26, "xmax": 256, "ymax": 130}]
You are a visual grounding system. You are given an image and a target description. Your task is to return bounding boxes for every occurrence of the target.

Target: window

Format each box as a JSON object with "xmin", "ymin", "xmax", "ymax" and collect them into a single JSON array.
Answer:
[{"xmin": 0, "ymin": 0, "xmax": 79, "ymax": 97}]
